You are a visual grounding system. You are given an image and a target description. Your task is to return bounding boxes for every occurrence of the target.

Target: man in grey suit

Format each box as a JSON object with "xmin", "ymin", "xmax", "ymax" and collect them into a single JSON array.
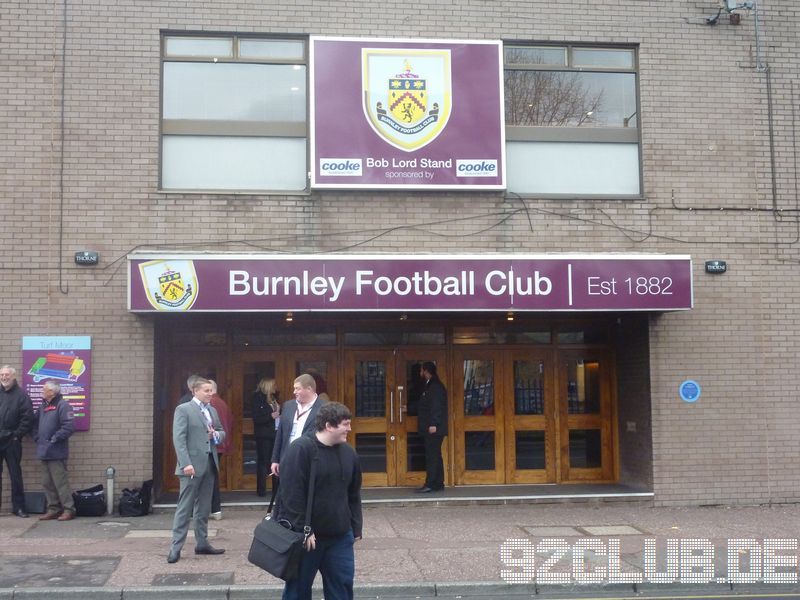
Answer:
[
  {"xmin": 270, "ymin": 373, "xmax": 326, "ymax": 477},
  {"xmin": 168, "ymin": 377, "xmax": 226, "ymax": 564}
]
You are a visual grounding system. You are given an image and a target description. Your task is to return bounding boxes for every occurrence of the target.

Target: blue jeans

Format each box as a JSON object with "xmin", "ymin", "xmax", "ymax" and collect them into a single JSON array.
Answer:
[{"xmin": 282, "ymin": 529, "xmax": 355, "ymax": 600}]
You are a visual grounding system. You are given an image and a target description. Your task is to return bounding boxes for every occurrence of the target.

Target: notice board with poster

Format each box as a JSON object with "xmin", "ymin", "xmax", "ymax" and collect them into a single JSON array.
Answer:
[
  {"xmin": 22, "ymin": 336, "xmax": 92, "ymax": 431},
  {"xmin": 310, "ymin": 36, "xmax": 505, "ymax": 190}
]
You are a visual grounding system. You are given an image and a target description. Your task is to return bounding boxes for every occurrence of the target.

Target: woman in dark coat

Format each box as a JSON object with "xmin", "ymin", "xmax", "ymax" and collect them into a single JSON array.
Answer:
[{"xmin": 252, "ymin": 377, "xmax": 280, "ymax": 497}]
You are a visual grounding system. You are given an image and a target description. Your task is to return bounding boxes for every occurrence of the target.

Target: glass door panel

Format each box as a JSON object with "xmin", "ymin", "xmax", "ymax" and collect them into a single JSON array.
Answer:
[
  {"xmin": 514, "ymin": 359, "xmax": 545, "ymax": 416},
  {"xmin": 452, "ymin": 350, "xmax": 505, "ymax": 484},
  {"xmin": 515, "ymin": 431, "xmax": 546, "ymax": 469},
  {"xmin": 291, "ymin": 353, "xmax": 336, "ymax": 401},
  {"xmin": 355, "ymin": 360, "xmax": 387, "ymax": 418},
  {"xmin": 567, "ymin": 359, "xmax": 601, "ymax": 415},
  {"xmin": 568, "ymin": 429, "xmax": 602, "ymax": 468},
  {"xmin": 558, "ymin": 351, "xmax": 614, "ymax": 482},
  {"xmin": 465, "ymin": 431, "xmax": 495, "ymax": 470}
]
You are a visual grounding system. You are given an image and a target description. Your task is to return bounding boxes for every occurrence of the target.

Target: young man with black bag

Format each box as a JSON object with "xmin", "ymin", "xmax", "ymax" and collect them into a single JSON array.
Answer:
[{"xmin": 276, "ymin": 401, "xmax": 362, "ymax": 600}]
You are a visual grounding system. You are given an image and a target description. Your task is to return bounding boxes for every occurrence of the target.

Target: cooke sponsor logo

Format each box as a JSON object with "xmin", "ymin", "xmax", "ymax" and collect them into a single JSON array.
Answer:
[
  {"xmin": 320, "ymin": 158, "xmax": 363, "ymax": 176},
  {"xmin": 456, "ymin": 159, "xmax": 497, "ymax": 177}
]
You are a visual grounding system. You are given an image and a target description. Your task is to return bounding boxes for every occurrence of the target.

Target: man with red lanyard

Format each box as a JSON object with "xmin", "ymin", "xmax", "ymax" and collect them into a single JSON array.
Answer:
[{"xmin": 270, "ymin": 374, "xmax": 326, "ymax": 478}]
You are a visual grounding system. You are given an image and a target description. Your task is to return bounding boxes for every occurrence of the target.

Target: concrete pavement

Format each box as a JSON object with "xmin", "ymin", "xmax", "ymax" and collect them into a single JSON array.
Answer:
[{"xmin": 2, "ymin": 498, "xmax": 800, "ymax": 598}]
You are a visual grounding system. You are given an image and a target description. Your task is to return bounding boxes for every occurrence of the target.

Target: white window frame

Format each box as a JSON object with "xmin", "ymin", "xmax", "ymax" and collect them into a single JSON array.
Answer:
[
  {"xmin": 504, "ymin": 44, "xmax": 642, "ymax": 199},
  {"xmin": 159, "ymin": 33, "xmax": 309, "ymax": 193}
]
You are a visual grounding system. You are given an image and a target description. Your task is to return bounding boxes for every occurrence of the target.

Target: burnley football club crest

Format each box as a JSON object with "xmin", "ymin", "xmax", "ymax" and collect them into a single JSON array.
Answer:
[
  {"xmin": 363, "ymin": 49, "xmax": 451, "ymax": 151},
  {"xmin": 138, "ymin": 259, "xmax": 198, "ymax": 311}
]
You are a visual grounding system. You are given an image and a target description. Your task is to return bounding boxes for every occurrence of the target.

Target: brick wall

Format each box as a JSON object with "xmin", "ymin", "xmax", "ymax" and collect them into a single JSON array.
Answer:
[{"xmin": 615, "ymin": 314, "xmax": 653, "ymax": 490}]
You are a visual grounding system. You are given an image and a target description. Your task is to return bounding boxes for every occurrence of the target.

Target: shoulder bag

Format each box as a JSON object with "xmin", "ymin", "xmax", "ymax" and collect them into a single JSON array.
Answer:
[{"xmin": 247, "ymin": 445, "xmax": 317, "ymax": 581}]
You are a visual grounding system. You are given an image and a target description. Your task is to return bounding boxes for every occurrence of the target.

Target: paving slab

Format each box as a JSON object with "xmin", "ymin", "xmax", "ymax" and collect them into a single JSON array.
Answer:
[
  {"xmin": 521, "ymin": 526, "xmax": 582, "ymax": 537},
  {"xmin": 124, "ymin": 529, "xmax": 218, "ymax": 538},
  {"xmin": 0, "ymin": 556, "xmax": 119, "ymax": 587},
  {"xmin": 579, "ymin": 525, "xmax": 647, "ymax": 536}
]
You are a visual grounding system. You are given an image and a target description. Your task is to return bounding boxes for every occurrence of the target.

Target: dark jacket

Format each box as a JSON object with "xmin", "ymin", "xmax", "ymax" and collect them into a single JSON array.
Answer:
[
  {"xmin": 0, "ymin": 381, "xmax": 34, "ymax": 449},
  {"xmin": 418, "ymin": 377, "xmax": 448, "ymax": 436},
  {"xmin": 33, "ymin": 393, "xmax": 75, "ymax": 460},
  {"xmin": 252, "ymin": 391, "xmax": 278, "ymax": 439},
  {"xmin": 277, "ymin": 434, "xmax": 362, "ymax": 539},
  {"xmin": 271, "ymin": 397, "xmax": 326, "ymax": 465}
]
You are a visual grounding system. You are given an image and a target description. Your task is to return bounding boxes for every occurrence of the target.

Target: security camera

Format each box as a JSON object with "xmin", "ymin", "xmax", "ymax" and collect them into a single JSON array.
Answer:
[{"xmin": 719, "ymin": 0, "xmax": 753, "ymax": 11}]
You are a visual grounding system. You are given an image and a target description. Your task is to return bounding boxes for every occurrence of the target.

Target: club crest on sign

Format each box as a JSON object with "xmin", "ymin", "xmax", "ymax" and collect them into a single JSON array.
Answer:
[
  {"xmin": 363, "ymin": 49, "xmax": 451, "ymax": 151},
  {"xmin": 138, "ymin": 260, "xmax": 198, "ymax": 311}
]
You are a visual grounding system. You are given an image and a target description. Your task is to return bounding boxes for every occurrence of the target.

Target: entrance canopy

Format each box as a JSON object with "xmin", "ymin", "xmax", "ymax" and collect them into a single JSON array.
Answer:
[{"xmin": 127, "ymin": 253, "xmax": 692, "ymax": 313}]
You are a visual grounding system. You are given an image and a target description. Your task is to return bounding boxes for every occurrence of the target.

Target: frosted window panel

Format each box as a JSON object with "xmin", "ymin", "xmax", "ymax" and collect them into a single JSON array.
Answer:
[
  {"xmin": 162, "ymin": 136, "xmax": 307, "ymax": 191},
  {"xmin": 163, "ymin": 63, "xmax": 307, "ymax": 122},
  {"xmin": 506, "ymin": 142, "xmax": 640, "ymax": 195},
  {"xmin": 165, "ymin": 37, "xmax": 233, "ymax": 58},
  {"xmin": 573, "ymin": 48, "xmax": 634, "ymax": 69},
  {"xmin": 505, "ymin": 46, "xmax": 567, "ymax": 67},
  {"xmin": 239, "ymin": 39, "xmax": 304, "ymax": 60}
]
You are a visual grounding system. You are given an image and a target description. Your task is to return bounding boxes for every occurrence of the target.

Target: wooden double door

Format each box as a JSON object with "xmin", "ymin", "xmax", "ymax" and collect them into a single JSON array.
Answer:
[
  {"xmin": 346, "ymin": 346, "xmax": 616, "ymax": 487},
  {"xmin": 344, "ymin": 349, "xmax": 446, "ymax": 488},
  {"xmin": 451, "ymin": 347, "xmax": 615, "ymax": 485},
  {"xmin": 160, "ymin": 345, "xmax": 616, "ymax": 491},
  {"xmin": 160, "ymin": 349, "xmax": 337, "ymax": 493}
]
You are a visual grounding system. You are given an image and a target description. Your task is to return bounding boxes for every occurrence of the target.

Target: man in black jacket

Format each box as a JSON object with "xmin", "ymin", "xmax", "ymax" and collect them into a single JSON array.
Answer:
[
  {"xmin": 278, "ymin": 402, "xmax": 362, "ymax": 600},
  {"xmin": 270, "ymin": 373, "xmax": 325, "ymax": 478},
  {"xmin": 0, "ymin": 365, "xmax": 34, "ymax": 518},
  {"xmin": 417, "ymin": 361, "xmax": 448, "ymax": 493}
]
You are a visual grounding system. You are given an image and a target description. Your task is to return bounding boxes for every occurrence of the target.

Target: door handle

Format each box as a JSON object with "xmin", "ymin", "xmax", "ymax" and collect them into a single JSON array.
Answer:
[
  {"xmin": 398, "ymin": 387, "xmax": 404, "ymax": 423},
  {"xmin": 389, "ymin": 391, "xmax": 394, "ymax": 424}
]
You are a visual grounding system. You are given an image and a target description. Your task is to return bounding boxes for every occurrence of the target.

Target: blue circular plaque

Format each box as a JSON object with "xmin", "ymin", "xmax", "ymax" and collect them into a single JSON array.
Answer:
[{"xmin": 680, "ymin": 380, "xmax": 701, "ymax": 403}]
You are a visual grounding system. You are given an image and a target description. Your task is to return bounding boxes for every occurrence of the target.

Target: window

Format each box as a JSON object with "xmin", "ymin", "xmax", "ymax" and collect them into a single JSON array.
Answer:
[
  {"xmin": 504, "ymin": 45, "xmax": 640, "ymax": 197},
  {"xmin": 161, "ymin": 34, "xmax": 307, "ymax": 192}
]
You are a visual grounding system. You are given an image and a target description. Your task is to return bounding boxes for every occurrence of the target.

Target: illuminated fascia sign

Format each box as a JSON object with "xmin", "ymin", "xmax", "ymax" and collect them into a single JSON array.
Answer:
[
  {"xmin": 310, "ymin": 37, "xmax": 505, "ymax": 190},
  {"xmin": 128, "ymin": 254, "xmax": 693, "ymax": 313}
]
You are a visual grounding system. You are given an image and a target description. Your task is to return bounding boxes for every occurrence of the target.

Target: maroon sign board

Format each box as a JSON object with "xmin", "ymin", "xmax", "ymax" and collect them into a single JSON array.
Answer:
[
  {"xmin": 128, "ymin": 254, "xmax": 693, "ymax": 313},
  {"xmin": 310, "ymin": 37, "xmax": 505, "ymax": 190}
]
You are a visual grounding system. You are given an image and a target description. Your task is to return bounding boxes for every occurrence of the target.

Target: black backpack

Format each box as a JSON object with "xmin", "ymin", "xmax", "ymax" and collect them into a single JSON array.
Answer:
[{"xmin": 119, "ymin": 479, "xmax": 153, "ymax": 517}]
